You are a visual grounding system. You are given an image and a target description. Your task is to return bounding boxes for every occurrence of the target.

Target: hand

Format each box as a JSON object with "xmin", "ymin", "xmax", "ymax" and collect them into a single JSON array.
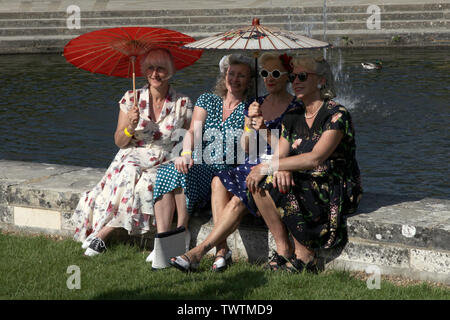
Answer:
[
  {"xmin": 249, "ymin": 115, "xmax": 265, "ymax": 131},
  {"xmin": 272, "ymin": 170, "xmax": 295, "ymax": 194},
  {"xmin": 248, "ymin": 101, "xmax": 262, "ymax": 118},
  {"xmin": 174, "ymin": 154, "xmax": 193, "ymax": 174},
  {"xmin": 127, "ymin": 106, "xmax": 140, "ymax": 129},
  {"xmin": 246, "ymin": 164, "xmax": 266, "ymax": 193}
]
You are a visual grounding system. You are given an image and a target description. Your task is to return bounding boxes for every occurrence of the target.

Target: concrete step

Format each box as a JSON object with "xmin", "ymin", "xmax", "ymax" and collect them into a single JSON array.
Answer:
[
  {"xmin": 1, "ymin": 29, "xmax": 449, "ymax": 55},
  {"xmin": 0, "ymin": 20, "xmax": 447, "ymax": 37},
  {"xmin": 0, "ymin": 11, "xmax": 447, "ymax": 28},
  {"xmin": 0, "ymin": 2, "xmax": 449, "ymax": 18},
  {"xmin": 0, "ymin": 160, "xmax": 449, "ymax": 284}
]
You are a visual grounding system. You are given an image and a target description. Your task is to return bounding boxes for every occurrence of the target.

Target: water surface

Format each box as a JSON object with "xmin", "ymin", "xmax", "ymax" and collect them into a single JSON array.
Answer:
[{"xmin": 0, "ymin": 48, "xmax": 448, "ymax": 199}]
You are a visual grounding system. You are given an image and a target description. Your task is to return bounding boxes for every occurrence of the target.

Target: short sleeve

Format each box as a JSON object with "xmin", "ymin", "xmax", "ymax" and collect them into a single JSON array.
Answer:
[
  {"xmin": 179, "ymin": 96, "xmax": 193, "ymax": 129},
  {"xmin": 323, "ymin": 105, "xmax": 351, "ymax": 135},
  {"xmin": 118, "ymin": 90, "xmax": 134, "ymax": 114},
  {"xmin": 195, "ymin": 93, "xmax": 212, "ymax": 111}
]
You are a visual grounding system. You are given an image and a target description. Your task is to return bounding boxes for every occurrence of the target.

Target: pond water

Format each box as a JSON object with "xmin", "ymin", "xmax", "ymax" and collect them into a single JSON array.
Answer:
[{"xmin": 0, "ymin": 47, "xmax": 449, "ymax": 199}]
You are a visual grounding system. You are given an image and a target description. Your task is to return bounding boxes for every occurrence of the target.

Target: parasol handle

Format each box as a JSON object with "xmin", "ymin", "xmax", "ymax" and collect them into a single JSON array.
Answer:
[
  {"xmin": 131, "ymin": 56, "xmax": 137, "ymax": 108},
  {"xmin": 253, "ymin": 52, "xmax": 259, "ymax": 100}
]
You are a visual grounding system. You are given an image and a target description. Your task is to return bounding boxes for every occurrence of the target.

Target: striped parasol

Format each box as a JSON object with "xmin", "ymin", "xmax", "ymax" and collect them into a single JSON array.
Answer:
[
  {"xmin": 184, "ymin": 18, "xmax": 330, "ymax": 50},
  {"xmin": 184, "ymin": 18, "xmax": 330, "ymax": 95}
]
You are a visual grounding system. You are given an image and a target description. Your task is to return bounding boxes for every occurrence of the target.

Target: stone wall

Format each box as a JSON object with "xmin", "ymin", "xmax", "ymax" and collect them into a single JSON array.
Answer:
[{"xmin": 0, "ymin": 160, "xmax": 449, "ymax": 284}]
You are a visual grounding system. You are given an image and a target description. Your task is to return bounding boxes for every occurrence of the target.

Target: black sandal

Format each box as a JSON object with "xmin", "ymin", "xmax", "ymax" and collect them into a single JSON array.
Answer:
[
  {"xmin": 284, "ymin": 255, "xmax": 318, "ymax": 274},
  {"xmin": 265, "ymin": 251, "xmax": 290, "ymax": 271}
]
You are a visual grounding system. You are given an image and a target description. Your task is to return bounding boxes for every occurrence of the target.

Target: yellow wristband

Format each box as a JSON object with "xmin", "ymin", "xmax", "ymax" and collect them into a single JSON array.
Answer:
[
  {"xmin": 244, "ymin": 125, "xmax": 253, "ymax": 133},
  {"xmin": 124, "ymin": 127, "xmax": 134, "ymax": 137},
  {"xmin": 181, "ymin": 151, "xmax": 192, "ymax": 156}
]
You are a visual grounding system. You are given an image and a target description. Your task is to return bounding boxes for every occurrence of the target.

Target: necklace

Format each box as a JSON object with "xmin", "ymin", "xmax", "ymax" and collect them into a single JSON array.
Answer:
[
  {"xmin": 223, "ymin": 99, "xmax": 240, "ymax": 111},
  {"xmin": 305, "ymin": 102, "xmax": 323, "ymax": 119}
]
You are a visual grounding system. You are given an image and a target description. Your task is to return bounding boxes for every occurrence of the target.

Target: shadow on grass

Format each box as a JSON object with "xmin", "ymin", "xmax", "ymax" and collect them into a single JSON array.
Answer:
[{"xmin": 92, "ymin": 269, "xmax": 268, "ymax": 300}]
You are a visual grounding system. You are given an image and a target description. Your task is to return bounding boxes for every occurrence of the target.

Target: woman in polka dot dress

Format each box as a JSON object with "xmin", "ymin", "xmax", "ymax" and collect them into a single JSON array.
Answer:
[
  {"xmin": 72, "ymin": 49, "xmax": 193, "ymax": 256},
  {"xmin": 169, "ymin": 53, "xmax": 303, "ymax": 272},
  {"xmin": 150, "ymin": 54, "xmax": 254, "ymax": 262}
]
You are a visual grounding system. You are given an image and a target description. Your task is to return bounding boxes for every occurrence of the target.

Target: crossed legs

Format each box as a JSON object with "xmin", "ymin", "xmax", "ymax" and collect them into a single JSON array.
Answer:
[{"xmin": 182, "ymin": 177, "xmax": 247, "ymax": 263}]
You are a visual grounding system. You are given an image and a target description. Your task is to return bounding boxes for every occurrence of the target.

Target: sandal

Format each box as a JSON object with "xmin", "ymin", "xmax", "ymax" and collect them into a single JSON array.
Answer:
[
  {"xmin": 284, "ymin": 255, "xmax": 319, "ymax": 274},
  {"xmin": 212, "ymin": 250, "xmax": 232, "ymax": 272},
  {"xmin": 265, "ymin": 251, "xmax": 290, "ymax": 271},
  {"xmin": 169, "ymin": 254, "xmax": 199, "ymax": 273}
]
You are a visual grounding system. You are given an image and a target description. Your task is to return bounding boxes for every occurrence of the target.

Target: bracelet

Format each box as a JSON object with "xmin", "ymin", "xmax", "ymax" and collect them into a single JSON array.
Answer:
[
  {"xmin": 124, "ymin": 127, "xmax": 134, "ymax": 137},
  {"xmin": 263, "ymin": 162, "xmax": 274, "ymax": 176},
  {"xmin": 180, "ymin": 150, "xmax": 192, "ymax": 156}
]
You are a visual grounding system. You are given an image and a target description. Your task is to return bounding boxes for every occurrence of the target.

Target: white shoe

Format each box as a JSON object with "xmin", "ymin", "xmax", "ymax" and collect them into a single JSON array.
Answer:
[
  {"xmin": 81, "ymin": 239, "xmax": 91, "ymax": 250},
  {"xmin": 84, "ymin": 237, "xmax": 107, "ymax": 257},
  {"xmin": 212, "ymin": 250, "xmax": 232, "ymax": 272},
  {"xmin": 145, "ymin": 250, "xmax": 155, "ymax": 263}
]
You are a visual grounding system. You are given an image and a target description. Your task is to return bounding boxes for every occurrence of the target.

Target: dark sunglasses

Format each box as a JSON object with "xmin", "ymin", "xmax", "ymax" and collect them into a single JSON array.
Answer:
[
  {"xmin": 288, "ymin": 72, "xmax": 315, "ymax": 83},
  {"xmin": 259, "ymin": 69, "xmax": 288, "ymax": 79}
]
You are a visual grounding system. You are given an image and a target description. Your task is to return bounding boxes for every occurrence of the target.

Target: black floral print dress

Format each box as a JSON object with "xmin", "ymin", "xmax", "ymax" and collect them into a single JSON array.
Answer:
[{"xmin": 248, "ymin": 100, "xmax": 363, "ymax": 250}]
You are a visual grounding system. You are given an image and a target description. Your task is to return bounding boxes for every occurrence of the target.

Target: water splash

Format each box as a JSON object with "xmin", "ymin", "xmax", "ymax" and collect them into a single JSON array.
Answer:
[{"xmin": 328, "ymin": 49, "xmax": 361, "ymax": 110}]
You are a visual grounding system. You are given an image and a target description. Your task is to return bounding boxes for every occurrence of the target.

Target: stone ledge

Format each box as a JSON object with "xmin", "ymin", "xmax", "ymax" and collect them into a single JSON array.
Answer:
[{"xmin": 0, "ymin": 160, "xmax": 449, "ymax": 284}]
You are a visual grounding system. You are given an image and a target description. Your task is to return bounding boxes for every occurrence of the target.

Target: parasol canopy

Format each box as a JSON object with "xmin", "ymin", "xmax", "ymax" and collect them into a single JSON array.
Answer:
[{"xmin": 184, "ymin": 18, "xmax": 330, "ymax": 96}]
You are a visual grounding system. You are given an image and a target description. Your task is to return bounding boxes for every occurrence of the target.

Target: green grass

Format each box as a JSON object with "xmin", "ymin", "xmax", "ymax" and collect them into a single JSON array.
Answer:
[{"xmin": 1, "ymin": 233, "xmax": 449, "ymax": 300}]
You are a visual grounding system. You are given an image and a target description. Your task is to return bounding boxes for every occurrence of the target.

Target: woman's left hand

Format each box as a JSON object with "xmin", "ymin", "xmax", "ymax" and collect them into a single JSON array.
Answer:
[
  {"xmin": 273, "ymin": 170, "xmax": 295, "ymax": 194},
  {"xmin": 246, "ymin": 164, "xmax": 266, "ymax": 193}
]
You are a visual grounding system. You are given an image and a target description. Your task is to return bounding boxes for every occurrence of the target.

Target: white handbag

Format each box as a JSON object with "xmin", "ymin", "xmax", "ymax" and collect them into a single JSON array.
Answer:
[{"xmin": 152, "ymin": 226, "xmax": 188, "ymax": 270}]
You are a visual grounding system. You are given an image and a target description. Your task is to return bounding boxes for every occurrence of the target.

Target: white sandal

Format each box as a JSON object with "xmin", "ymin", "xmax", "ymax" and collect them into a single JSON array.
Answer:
[
  {"xmin": 169, "ymin": 254, "xmax": 199, "ymax": 272},
  {"xmin": 212, "ymin": 250, "xmax": 232, "ymax": 272}
]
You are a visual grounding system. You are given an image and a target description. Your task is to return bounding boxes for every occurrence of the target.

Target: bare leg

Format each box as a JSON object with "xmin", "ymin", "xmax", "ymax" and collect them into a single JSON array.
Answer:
[
  {"xmin": 154, "ymin": 191, "xmax": 176, "ymax": 233},
  {"xmin": 292, "ymin": 237, "xmax": 314, "ymax": 263},
  {"xmin": 210, "ymin": 177, "xmax": 233, "ymax": 257},
  {"xmin": 251, "ymin": 189, "xmax": 292, "ymax": 257},
  {"xmin": 174, "ymin": 188, "xmax": 189, "ymax": 229},
  {"xmin": 95, "ymin": 226, "xmax": 115, "ymax": 241},
  {"xmin": 185, "ymin": 196, "xmax": 247, "ymax": 263},
  {"xmin": 253, "ymin": 189, "xmax": 314, "ymax": 264}
]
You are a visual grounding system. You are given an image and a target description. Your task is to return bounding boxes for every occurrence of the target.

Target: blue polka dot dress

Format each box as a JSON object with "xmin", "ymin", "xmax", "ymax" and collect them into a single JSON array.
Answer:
[
  {"xmin": 215, "ymin": 95, "xmax": 302, "ymax": 215},
  {"xmin": 153, "ymin": 93, "xmax": 246, "ymax": 214}
]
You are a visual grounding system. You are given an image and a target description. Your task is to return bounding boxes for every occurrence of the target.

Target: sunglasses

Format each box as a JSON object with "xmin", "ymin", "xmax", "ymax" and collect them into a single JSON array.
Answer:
[
  {"xmin": 288, "ymin": 72, "xmax": 316, "ymax": 83},
  {"xmin": 259, "ymin": 69, "xmax": 288, "ymax": 79}
]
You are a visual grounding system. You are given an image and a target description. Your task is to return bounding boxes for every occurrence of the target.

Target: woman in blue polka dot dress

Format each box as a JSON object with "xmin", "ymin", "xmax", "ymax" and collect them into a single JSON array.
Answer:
[
  {"xmin": 148, "ymin": 54, "xmax": 255, "ymax": 263},
  {"xmin": 169, "ymin": 53, "xmax": 303, "ymax": 272}
]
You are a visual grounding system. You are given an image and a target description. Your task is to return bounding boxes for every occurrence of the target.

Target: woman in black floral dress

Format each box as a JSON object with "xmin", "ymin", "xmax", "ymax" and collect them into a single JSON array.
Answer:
[{"xmin": 246, "ymin": 55, "xmax": 362, "ymax": 272}]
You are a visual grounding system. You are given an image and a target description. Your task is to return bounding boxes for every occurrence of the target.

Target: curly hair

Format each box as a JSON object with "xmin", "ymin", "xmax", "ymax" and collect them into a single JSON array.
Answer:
[{"xmin": 213, "ymin": 53, "xmax": 255, "ymax": 98}]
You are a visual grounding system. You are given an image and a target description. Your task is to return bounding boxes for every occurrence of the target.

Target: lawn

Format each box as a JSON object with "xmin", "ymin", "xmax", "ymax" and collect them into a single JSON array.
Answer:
[{"xmin": 1, "ymin": 232, "xmax": 449, "ymax": 300}]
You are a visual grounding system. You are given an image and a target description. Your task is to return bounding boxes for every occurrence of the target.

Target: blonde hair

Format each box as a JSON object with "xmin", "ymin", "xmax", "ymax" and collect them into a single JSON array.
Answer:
[
  {"xmin": 291, "ymin": 55, "xmax": 336, "ymax": 99},
  {"xmin": 259, "ymin": 52, "xmax": 288, "ymax": 72},
  {"xmin": 140, "ymin": 48, "xmax": 176, "ymax": 79},
  {"xmin": 213, "ymin": 53, "xmax": 255, "ymax": 98}
]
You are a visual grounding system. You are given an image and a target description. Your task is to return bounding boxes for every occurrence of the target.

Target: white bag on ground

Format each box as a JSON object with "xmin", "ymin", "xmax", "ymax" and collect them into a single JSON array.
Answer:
[{"xmin": 152, "ymin": 226, "xmax": 187, "ymax": 270}]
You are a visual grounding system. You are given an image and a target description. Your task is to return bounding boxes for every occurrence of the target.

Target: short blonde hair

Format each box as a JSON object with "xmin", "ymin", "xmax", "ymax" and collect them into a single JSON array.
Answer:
[
  {"xmin": 291, "ymin": 55, "xmax": 336, "ymax": 99},
  {"xmin": 259, "ymin": 52, "xmax": 287, "ymax": 71},
  {"xmin": 140, "ymin": 48, "xmax": 176, "ymax": 78}
]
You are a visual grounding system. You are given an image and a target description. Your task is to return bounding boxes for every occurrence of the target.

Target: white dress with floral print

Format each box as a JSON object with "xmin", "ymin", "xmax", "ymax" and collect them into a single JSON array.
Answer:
[{"xmin": 72, "ymin": 85, "xmax": 192, "ymax": 243}]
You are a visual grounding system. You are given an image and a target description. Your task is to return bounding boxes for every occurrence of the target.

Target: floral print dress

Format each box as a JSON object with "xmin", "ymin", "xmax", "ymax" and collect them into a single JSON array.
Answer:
[
  {"xmin": 215, "ymin": 95, "xmax": 302, "ymax": 215},
  {"xmin": 248, "ymin": 100, "xmax": 363, "ymax": 249},
  {"xmin": 72, "ymin": 85, "xmax": 193, "ymax": 243}
]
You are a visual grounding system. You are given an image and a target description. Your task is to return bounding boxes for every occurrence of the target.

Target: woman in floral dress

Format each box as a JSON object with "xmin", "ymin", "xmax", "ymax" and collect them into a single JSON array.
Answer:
[
  {"xmin": 246, "ymin": 55, "xmax": 363, "ymax": 272},
  {"xmin": 72, "ymin": 49, "xmax": 193, "ymax": 256},
  {"xmin": 151, "ymin": 54, "xmax": 254, "ymax": 265}
]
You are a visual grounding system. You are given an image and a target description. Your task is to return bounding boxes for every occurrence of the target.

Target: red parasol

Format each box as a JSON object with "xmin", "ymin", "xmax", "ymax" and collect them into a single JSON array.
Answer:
[{"xmin": 63, "ymin": 27, "xmax": 203, "ymax": 105}]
